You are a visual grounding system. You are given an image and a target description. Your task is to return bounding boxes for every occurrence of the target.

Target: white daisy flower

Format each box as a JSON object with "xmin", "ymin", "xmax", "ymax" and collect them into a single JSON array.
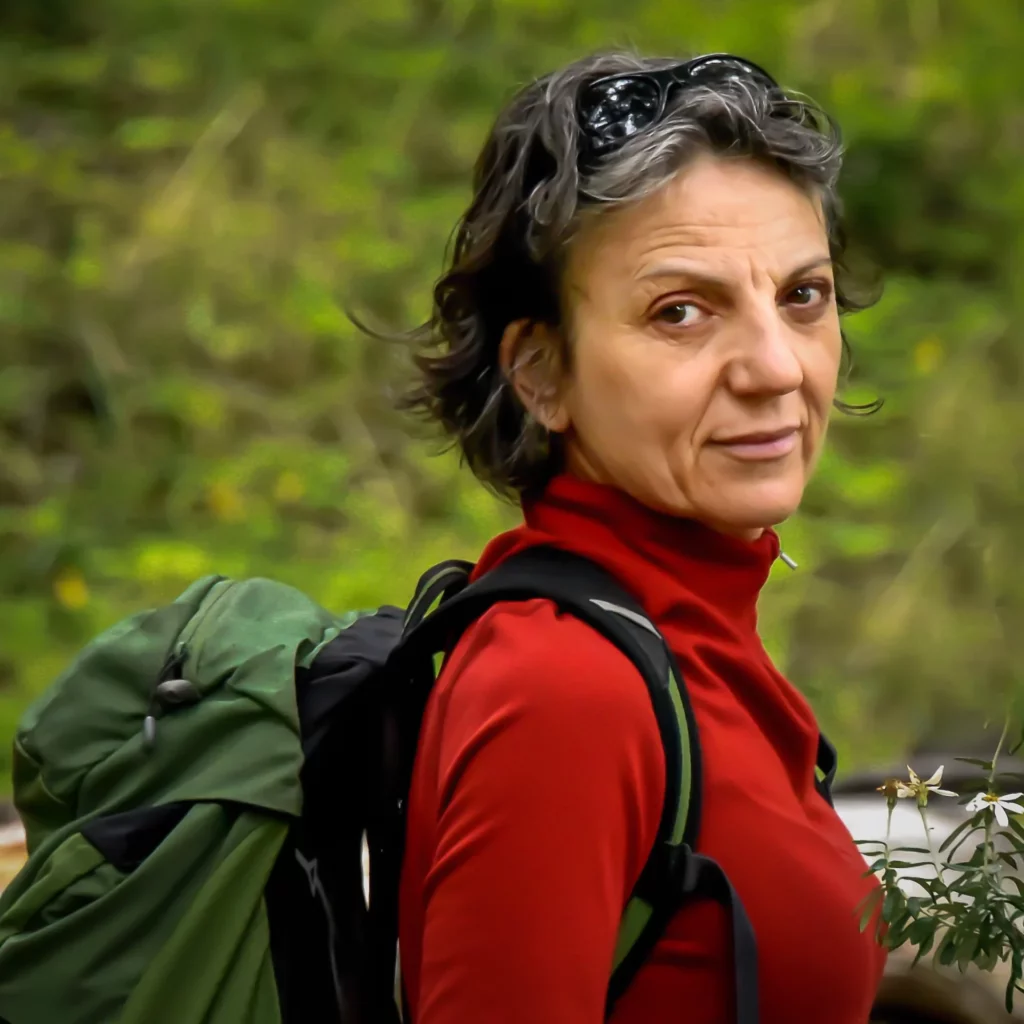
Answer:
[
  {"xmin": 894, "ymin": 765, "xmax": 957, "ymax": 806},
  {"xmin": 966, "ymin": 790, "xmax": 1024, "ymax": 828}
]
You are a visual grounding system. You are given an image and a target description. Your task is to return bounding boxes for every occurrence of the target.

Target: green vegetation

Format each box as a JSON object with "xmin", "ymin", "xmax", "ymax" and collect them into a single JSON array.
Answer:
[{"xmin": 2, "ymin": 0, "xmax": 1023, "ymax": 793}]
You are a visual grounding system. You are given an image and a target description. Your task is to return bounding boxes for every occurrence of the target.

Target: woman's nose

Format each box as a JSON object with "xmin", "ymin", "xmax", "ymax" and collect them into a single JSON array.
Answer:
[{"xmin": 726, "ymin": 307, "xmax": 804, "ymax": 397}]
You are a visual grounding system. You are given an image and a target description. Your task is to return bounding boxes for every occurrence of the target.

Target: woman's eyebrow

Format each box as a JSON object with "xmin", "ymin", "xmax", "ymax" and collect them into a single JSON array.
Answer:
[
  {"xmin": 782, "ymin": 256, "xmax": 834, "ymax": 281},
  {"xmin": 636, "ymin": 255, "xmax": 833, "ymax": 289}
]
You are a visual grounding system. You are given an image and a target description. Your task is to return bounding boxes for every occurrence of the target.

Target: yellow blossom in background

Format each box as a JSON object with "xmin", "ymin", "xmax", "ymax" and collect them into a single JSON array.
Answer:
[
  {"xmin": 273, "ymin": 470, "xmax": 306, "ymax": 505},
  {"xmin": 913, "ymin": 337, "xmax": 943, "ymax": 376},
  {"xmin": 207, "ymin": 480, "xmax": 246, "ymax": 523},
  {"xmin": 53, "ymin": 569, "xmax": 90, "ymax": 610}
]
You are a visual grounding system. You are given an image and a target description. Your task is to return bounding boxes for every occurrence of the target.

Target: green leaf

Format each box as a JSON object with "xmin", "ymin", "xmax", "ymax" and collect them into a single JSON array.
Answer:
[
  {"xmin": 956, "ymin": 929, "xmax": 980, "ymax": 972},
  {"xmin": 909, "ymin": 916, "xmax": 937, "ymax": 947},
  {"xmin": 1007, "ymin": 949, "xmax": 1024, "ymax": 1013},
  {"xmin": 1008, "ymin": 725, "xmax": 1024, "ymax": 758},
  {"xmin": 938, "ymin": 933, "xmax": 960, "ymax": 967},
  {"xmin": 950, "ymin": 753, "xmax": 991, "ymax": 770},
  {"xmin": 858, "ymin": 888, "xmax": 883, "ymax": 933},
  {"xmin": 912, "ymin": 929, "xmax": 935, "ymax": 965},
  {"xmin": 885, "ymin": 911, "xmax": 918, "ymax": 949},
  {"xmin": 954, "ymin": 756, "xmax": 994, "ymax": 769},
  {"xmin": 882, "ymin": 886, "xmax": 905, "ymax": 923},
  {"xmin": 999, "ymin": 829, "xmax": 1024, "ymax": 855},
  {"xmin": 939, "ymin": 815, "xmax": 982, "ymax": 854},
  {"xmin": 898, "ymin": 876, "xmax": 946, "ymax": 896}
]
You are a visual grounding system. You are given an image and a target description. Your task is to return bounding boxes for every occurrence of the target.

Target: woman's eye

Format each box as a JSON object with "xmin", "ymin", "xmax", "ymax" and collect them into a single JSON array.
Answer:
[
  {"xmin": 786, "ymin": 282, "xmax": 831, "ymax": 307},
  {"xmin": 655, "ymin": 302, "xmax": 705, "ymax": 326}
]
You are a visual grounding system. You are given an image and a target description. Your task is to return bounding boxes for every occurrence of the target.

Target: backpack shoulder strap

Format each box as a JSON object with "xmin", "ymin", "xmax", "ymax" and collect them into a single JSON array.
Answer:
[
  {"xmin": 399, "ymin": 546, "xmax": 760, "ymax": 1018},
  {"xmin": 403, "ymin": 559, "xmax": 476, "ymax": 632},
  {"xmin": 400, "ymin": 546, "xmax": 701, "ymax": 869},
  {"xmin": 816, "ymin": 732, "xmax": 838, "ymax": 806}
]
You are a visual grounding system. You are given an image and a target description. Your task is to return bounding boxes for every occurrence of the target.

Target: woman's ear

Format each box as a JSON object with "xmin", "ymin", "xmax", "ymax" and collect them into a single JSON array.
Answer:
[{"xmin": 498, "ymin": 319, "xmax": 571, "ymax": 433}]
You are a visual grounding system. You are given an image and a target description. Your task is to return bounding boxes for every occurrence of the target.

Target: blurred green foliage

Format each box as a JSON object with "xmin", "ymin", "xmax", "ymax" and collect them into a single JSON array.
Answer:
[{"xmin": 2, "ymin": 0, "xmax": 1024, "ymax": 794}]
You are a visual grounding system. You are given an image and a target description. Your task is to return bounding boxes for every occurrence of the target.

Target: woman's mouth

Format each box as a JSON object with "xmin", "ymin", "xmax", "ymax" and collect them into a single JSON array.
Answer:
[{"xmin": 709, "ymin": 426, "xmax": 801, "ymax": 461}]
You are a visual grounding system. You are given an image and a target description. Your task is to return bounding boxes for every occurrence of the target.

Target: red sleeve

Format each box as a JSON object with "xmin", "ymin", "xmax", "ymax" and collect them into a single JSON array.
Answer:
[{"xmin": 412, "ymin": 600, "xmax": 666, "ymax": 1024}]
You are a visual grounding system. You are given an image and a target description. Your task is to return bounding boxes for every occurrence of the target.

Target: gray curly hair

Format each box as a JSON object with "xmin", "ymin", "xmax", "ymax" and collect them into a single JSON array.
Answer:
[{"xmin": 399, "ymin": 51, "xmax": 879, "ymax": 500}]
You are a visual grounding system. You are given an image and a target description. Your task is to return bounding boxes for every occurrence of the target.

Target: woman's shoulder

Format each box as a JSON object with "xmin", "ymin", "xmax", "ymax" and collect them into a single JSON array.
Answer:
[
  {"xmin": 426, "ymin": 598, "xmax": 667, "ymax": 836},
  {"xmin": 437, "ymin": 597, "xmax": 662, "ymax": 737}
]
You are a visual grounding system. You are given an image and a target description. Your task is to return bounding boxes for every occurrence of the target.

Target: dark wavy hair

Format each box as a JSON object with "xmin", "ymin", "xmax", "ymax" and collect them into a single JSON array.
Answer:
[{"xmin": 397, "ymin": 51, "xmax": 880, "ymax": 501}]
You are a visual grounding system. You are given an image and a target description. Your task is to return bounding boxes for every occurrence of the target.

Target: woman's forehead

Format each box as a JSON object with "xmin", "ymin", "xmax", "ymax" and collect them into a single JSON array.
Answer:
[{"xmin": 570, "ymin": 156, "xmax": 829, "ymax": 288}]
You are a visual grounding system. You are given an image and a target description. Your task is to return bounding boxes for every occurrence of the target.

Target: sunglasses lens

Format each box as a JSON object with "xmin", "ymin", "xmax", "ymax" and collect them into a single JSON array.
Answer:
[
  {"xmin": 684, "ymin": 56, "xmax": 777, "ymax": 90},
  {"xmin": 577, "ymin": 56, "xmax": 781, "ymax": 169},
  {"xmin": 580, "ymin": 77, "xmax": 663, "ymax": 155}
]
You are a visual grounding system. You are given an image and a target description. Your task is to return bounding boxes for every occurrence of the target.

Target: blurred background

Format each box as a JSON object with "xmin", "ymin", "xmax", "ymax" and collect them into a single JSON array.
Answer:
[{"xmin": 2, "ymin": 0, "xmax": 1024, "ymax": 800}]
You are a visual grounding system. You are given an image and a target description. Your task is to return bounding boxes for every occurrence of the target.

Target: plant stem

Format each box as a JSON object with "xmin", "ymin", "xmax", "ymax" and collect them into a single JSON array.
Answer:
[
  {"xmin": 983, "ymin": 712, "xmax": 1012, "ymax": 887},
  {"xmin": 878, "ymin": 804, "xmax": 895, "ymax": 942},
  {"xmin": 989, "ymin": 713, "xmax": 1012, "ymax": 790},
  {"xmin": 982, "ymin": 808, "xmax": 994, "ymax": 885},
  {"xmin": 918, "ymin": 804, "xmax": 947, "ymax": 891}
]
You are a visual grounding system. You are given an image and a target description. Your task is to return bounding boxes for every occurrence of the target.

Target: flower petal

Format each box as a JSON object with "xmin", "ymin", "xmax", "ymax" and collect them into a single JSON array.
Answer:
[
  {"xmin": 907, "ymin": 766, "xmax": 921, "ymax": 785},
  {"xmin": 923, "ymin": 766, "xmax": 945, "ymax": 787},
  {"xmin": 931, "ymin": 788, "xmax": 958, "ymax": 798},
  {"xmin": 966, "ymin": 794, "xmax": 987, "ymax": 812},
  {"xmin": 995, "ymin": 803, "xmax": 1010, "ymax": 828},
  {"xmin": 896, "ymin": 783, "xmax": 915, "ymax": 798},
  {"xmin": 1000, "ymin": 792, "xmax": 1024, "ymax": 802},
  {"xmin": 1001, "ymin": 800, "xmax": 1024, "ymax": 816}
]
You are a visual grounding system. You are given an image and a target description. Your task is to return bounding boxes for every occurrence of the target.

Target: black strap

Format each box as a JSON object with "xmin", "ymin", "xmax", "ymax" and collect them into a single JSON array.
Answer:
[
  {"xmin": 815, "ymin": 732, "xmax": 838, "ymax": 806},
  {"xmin": 682, "ymin": 851, "xmax": 759, "ymax": 1024},
  {"xmin": 398, "ymin": 547, "xmax": 699, "ymax": 872},
  {"xmin": 403, "ymin": 559, "xmax": 474, "ymax": 631}
]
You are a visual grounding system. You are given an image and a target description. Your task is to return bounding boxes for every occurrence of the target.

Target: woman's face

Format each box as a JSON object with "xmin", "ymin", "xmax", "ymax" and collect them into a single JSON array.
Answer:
[{"xmin": 515, "ymin": 153, "xmax": 842, "ymax": 537}]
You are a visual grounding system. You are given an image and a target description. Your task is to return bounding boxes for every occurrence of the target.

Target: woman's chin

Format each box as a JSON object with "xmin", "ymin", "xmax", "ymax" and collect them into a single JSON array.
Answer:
[{"xmin": 698, "ymin": 479, "xmax": 805, "ymax": 536}]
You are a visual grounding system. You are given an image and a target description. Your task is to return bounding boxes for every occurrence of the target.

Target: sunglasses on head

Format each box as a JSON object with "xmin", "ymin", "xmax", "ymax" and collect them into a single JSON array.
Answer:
[{"xmin": 576, "ymin": 53, "xmax": 780, "ymax": 170}]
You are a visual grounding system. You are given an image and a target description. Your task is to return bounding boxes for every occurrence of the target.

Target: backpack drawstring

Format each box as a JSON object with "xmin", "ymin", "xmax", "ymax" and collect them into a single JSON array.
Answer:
[{"xmin": 143, "ymin": 644, "xmax": 198, "ymax": 748}]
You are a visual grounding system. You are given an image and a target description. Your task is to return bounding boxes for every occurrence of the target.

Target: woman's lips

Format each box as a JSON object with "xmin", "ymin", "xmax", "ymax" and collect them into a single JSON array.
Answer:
[{"xmin": 709, "ymin": 427, "xmax": 800, "ymax": 461}]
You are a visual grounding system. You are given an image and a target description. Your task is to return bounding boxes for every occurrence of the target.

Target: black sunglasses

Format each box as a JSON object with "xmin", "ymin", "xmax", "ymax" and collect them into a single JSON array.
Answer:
[{"xmin": 577, "ymin": 53, "xmax": 780, "ymax": 169}]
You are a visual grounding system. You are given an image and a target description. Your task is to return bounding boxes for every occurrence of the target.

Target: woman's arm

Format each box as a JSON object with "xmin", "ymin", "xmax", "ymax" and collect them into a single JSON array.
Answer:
[{"xmin": 412, "ymin": 600, "xmax": 666, "ymax": 1024}]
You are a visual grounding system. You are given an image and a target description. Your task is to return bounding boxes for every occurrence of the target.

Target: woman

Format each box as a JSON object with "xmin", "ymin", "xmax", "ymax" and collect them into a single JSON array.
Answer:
[{"xmin": 396, "ymin": 51, "xmax": 886, "ymax": 1023}]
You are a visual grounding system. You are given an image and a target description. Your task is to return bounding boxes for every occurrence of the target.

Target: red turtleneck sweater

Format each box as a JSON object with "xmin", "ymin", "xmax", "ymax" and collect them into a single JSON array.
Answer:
[{"xmin": 398, "ymin": 474, "xmax": 884, "ymax": 1023}]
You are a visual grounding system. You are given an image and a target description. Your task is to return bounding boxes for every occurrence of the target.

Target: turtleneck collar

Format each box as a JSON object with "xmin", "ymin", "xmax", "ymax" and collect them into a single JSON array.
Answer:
[{"xmin": 475, "ymin": 473, "xmax": 782, "ymax": 632}]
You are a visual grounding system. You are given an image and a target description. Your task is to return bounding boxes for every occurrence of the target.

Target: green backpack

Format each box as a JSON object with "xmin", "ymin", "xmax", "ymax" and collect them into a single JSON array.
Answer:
[{"xmin": 0, "ymin": 546, "xmax": 827, "ymax": 1024}]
